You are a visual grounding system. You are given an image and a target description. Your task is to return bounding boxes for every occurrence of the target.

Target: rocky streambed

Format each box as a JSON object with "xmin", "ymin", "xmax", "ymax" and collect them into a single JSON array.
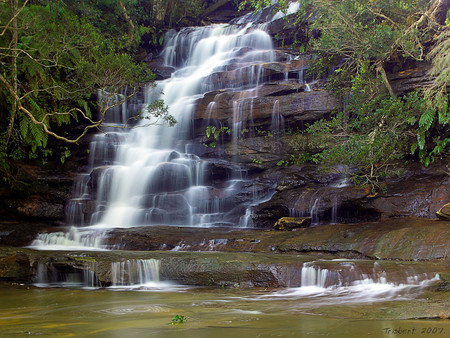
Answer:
[
  {"xmin": 2, "ymin": 217, "xmax": 448, "ymax": 260},
  {"xmin": 0, "ymin": 217, "xmax": 449, "ymax": 288},
  {"xmin": 0, "ymin": 245, "xmax": 448, "ymax": 289}
]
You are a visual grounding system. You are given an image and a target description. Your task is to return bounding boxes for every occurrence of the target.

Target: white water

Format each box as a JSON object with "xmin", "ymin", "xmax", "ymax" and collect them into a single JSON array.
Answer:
[
  {"xmin": 34, "ymin": 261, "xmax": 99, "ymax": 289},
  {"xmin": 30, "ymin": 18, "xmax": 285, "ymax": 250},
  {"xmin": 29, "ymin": 226, "xmax": 107, "ymax": 251},
  {"xmin": 109, "ymin": 259, "xmax": 180, "ymax": 291},
  {"xmin": 262, "ymin": 263, "xmax": 441, "ymax": 303},
  {"xmin": 78, "ymin": 24, "xmax": 275, "ymax": 230},
  {"xmin": 34, "ymin": 258, "xmax": 182, "ymax": 291}
]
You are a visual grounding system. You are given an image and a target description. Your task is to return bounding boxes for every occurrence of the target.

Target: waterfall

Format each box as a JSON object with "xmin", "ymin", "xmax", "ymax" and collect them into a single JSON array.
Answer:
[
  {"xmin": 83, "ymin": 24, "xmax": 275, "ymax": 230},
  {"xmin": 270, "ymin": 100, "xmax": 285, "ymax": 133},
  {"xmin": 111, "ymin": 259, "xmax": 160, "ymax": 287},
  {"xmin": 265, "ymin": 262, "xmax": 441, "ymax": 301},
  {"xmin": 301, "ymin": 266, "xmax": 331, "ymax": 288},
  {"xmin": 30, "ymin": 226, "xmax": 107, "ymax": 250},
  {"xmin": 289, "ymin": 196, "xmax": 322, "ymax": 225},
  {"xmin": 32, "ymin": 258, "xmax": 177, "ymax": 290},
  {"xmin": 30, "ymin": 5, "xmax": 302, "ymax": 250},
  {"xmin": 34, "ymin": 261, "xmax": 99, "ymax": 288}
]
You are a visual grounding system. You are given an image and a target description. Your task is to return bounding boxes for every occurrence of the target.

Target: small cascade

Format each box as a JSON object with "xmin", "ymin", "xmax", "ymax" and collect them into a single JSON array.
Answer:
[
  {"xmin": 289, "ymin": 197, "xmax": 322, "ymax": 225},
  {"xmin": 270, "ymin": 100, "xmax": 285, "ymax": 134},
  {"xmin": 34, "ymin": 261, "xmax": 99, "ymax": 288},
  {"xmin": 29, "ymin": 227, "xmax": 107, "ymax": 251},
  {"xmin": 310, "ymin": 198, "xmax": 321, "ymax": 223},
  {"xmin": 271, "ymin": 1, "xmax": 301, "ymax": 21},
  {"xmin": 110, "ymin": 259, "xmax": 161, "ymax": 288},
  {"xmin": 330, "ymin": 196, "xmax": 339, "ymax": 224},
  {"xmin": 238, "ymin": 208, "xmax": 254, "ymax": 227},
  {"xmin": 264, "ymin": 261, "xmax": 441, "ymax": 301},
  {"xmin": 231, "ymin": 90, "xmax": 258, "ymax": 157},
  {"xmin": 300, "ymin": 265, "xmax": 331, "ymax": 288},
  {"xmin": 297, "ymin": 63, "xmax": 313, "ymax": 91},
  {"xmin": 298, "ymin": 261, "xmax": 440, "ymax": 289}
]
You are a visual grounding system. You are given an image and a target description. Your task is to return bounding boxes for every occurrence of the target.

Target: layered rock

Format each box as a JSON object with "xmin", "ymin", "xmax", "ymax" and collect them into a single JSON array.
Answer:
[
  {"xmin": 194, "ymin": 82, "xmax": 338, "ymax": 130},
  {"xmin": 0, "ymin": 245, "xmax": 447, "ymax": 287}
]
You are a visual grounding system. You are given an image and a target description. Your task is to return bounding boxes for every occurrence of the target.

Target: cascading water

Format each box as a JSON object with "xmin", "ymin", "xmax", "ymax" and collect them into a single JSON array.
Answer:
[
  {"xmin": 31, "ymin": 16, "xmax": 284, "ymax": 250},
  {"xmin": 33, "ymin": 258, "xmax": 175, "ymax": 290},
  {"xmin": 34, "ymin": 261, "xmax": 99, "ymax": 288},
  {"xmin": 110, "ymin": 259, "xmax": 163, "ymax": 289},
  {"xmin": 266, "ymin": 262, "xmax": 441, "ymax": 302}
]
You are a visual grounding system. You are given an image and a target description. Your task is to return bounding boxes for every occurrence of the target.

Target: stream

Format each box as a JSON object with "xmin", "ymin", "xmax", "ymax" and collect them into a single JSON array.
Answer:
[
  {"xmin": 1, "ymin": 285, "xmax": 448, "ymax": 337},
  {"xmin": 1, "ymin": 3, "xmax": 448, "ymax": 337}
]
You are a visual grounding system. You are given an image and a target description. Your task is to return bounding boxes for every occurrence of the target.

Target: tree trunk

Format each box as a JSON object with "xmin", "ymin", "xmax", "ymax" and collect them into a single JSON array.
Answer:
[
  {"xmin": 6, "ymin": 0, "xmax": 18, "ymax": 145},
  {"xmin": 119, "ymin": 1, "xmax": 135, "ymax": 47}
]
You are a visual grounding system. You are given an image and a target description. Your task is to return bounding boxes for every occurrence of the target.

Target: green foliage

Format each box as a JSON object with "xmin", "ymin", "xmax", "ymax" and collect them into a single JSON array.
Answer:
[
  {"xmin": 64, "ymin": 0, "xmax": 211, "ymax": 49},
  {"xmin": 303, "ymin": 0, "xmax": 429, "ymax": 61},
  {"xmin": 135, "ymin": 99, "xmax": 176, "ymax": 127},
  {"xmin": 239, "ymin": 0, "xmax": 448, "ymax": 175},
  {"xmin": 238, "ymin": 0, "xmax": 272, "ymax": 12},
  {"xmin": 171, "ymin": 315, "xmax": 186, "ymax": 325},
  {"xmin": 0, "ymin": 0, "xmax": 170, "ymax": 178},
  {"xmin": 304, "ymin": 88, "xmax": 440, "ymax": 191},
  {"xmin": 203, "ymin": 126, "xmax": 231, "ymax": 148},
  {"xmin": 416, "ymin": 28, "xmax": 450, "ymax": 165}
]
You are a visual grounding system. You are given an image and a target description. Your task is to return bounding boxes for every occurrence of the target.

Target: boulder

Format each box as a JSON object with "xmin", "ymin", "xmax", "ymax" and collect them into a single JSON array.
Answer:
[{"xmin": 274, "ymin": 216, "xmax": 311, "ymax": 230}]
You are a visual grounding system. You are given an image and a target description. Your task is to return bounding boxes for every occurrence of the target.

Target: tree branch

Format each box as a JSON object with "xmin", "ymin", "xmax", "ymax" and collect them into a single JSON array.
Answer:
[
  {"xmin": 0, "ymin": 0, "xmax": 28, "ymax": 37},
  {"xmin": 376, "ymin": 62, "xmax": 396, "ymax": 97},
  {"xmin": 119, "ymin": 1, "xmax": 135, "ymax": 46}
]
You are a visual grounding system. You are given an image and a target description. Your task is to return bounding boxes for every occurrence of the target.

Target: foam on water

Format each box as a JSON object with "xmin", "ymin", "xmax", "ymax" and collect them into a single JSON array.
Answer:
[{"xmin": 261, "ymin": 264, "xmax": 440, "ymax": 304}]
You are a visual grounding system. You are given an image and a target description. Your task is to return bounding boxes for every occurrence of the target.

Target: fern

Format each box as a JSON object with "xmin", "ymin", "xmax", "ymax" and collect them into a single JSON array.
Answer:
[
  {"xmin": 418, "ymin": 109, "xmax": 435, "ymax": 129},
  {"xmin": 28, "ymin": 97, "xmax": 42, "ymax": 114},
  {"xmin": 19, "ymin": 118, "xmax": 29, "ymax": 140},
  {"xmin": 417, "ymin": 129, "xmax": 426, "ymax": 150},
  {"xmin": 29, "ymin": 122, "xmax": 48, "ymax": 148},
  {"xmin": 437, "ymin": 94, "xmax": 450, "ymax": 125}
]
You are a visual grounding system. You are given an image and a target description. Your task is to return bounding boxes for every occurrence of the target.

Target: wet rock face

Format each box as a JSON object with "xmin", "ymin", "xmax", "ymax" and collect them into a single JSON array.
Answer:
[
  {"xmin": 0, "ymin": 249, "xmax": 31, "ymax": 281},
  {"xmin": 0, "ymin": 236, "xmax": 448, "ymax": 287},
  {"xmin": 194, "ymin": 82, "xmax": 339, "ymax": 132},
  {"xmin": 362, "ymin": 164, "xmax": 450, "ymax": 219},
  {"xmin": 0, "ymin": 164, "xmax": 75, "ymax": 224},
  {"xmin": 249, "ymin": 162, "xmax": 449, "ymax": 226}
]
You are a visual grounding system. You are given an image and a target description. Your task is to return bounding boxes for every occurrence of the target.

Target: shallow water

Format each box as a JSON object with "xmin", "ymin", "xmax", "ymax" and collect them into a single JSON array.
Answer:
[{"xmin": 0, "ymin": 285, "xmax": 448, "ymax": 338}]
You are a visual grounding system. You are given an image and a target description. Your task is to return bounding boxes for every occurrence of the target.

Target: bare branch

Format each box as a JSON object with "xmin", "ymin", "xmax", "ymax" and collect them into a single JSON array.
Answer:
[{"xmin": 0, "ymin": 0, "xmax": 29, "ymax": 37}]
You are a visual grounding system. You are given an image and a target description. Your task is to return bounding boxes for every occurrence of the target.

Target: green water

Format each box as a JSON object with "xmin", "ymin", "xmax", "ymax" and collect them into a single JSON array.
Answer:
[{"xmin": 0, "ymin": 285, "xmax": 448, "ymax": 338}]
